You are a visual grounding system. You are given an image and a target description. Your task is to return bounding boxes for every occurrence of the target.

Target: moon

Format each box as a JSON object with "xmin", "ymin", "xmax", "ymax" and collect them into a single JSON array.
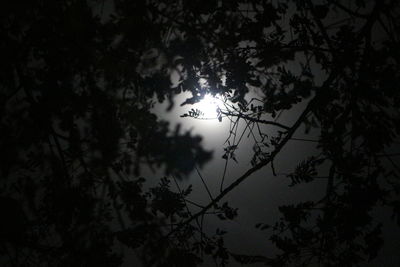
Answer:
[{"xmin": 194, "ymin": 94, "xmax": 221, "ymax": 119}]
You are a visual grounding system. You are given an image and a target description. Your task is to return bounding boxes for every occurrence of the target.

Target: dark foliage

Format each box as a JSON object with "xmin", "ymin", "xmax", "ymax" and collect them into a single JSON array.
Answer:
[{"xmin": 1, "ymin": 0, "xmax": 400, "ymax": 266}]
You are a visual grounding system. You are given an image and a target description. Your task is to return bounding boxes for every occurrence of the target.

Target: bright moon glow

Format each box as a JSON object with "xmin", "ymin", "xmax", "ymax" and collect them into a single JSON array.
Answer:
[{"xmin": 193, "ymin": 94, "xmax": 221, "ymax": 119}]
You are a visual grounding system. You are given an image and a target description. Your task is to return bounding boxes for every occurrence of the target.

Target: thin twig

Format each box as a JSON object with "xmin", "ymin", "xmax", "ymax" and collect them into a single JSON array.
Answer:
[
  {"xmin": 221, "ymin": 111, "xmax": 290, "ymax": 130},
  {"xmin": 164, "ymin": 71, "xmax": 337, "ymax": 238},
  {"xmin": 195, "ymin": 165, "xmax": 214, "ymax": 201}
]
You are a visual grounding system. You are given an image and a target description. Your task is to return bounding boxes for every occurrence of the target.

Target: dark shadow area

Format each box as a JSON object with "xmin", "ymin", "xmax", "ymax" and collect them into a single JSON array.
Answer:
[{"xmin": 1, "ymin": 0, "xmax": 400, "ymax": 266}]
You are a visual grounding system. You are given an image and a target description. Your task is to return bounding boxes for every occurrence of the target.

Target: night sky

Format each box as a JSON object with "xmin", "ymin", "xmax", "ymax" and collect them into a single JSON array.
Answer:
[
  {"xmin": 1, "ymin": 0, "xmax": 400, "ymax": 266},
  {"xmin": 152, "ymin": 88, "xmax": 400, "ymax": 266}
]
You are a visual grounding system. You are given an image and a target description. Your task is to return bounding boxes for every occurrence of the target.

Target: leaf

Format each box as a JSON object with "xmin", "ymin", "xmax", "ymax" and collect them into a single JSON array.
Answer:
[
  {"xmin": 314, "ymin": 5, "xmax": 329, "ymax": 19},
  {"xmin": 231, "ymin": 253, "xmax": 271, "ymax": 264}
]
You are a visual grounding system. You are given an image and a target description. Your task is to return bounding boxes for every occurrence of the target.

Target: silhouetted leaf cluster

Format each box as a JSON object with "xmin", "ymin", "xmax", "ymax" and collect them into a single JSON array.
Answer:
[{"xmin": 1, "ymin": 0, "xmax": 400, "ymax": 266}]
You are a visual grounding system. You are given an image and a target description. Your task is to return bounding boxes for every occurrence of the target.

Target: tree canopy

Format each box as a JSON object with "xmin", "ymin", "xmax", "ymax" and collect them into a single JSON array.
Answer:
[{"xmin": 1, "ymin": 0, "xmax": 400, "ymax": 266}]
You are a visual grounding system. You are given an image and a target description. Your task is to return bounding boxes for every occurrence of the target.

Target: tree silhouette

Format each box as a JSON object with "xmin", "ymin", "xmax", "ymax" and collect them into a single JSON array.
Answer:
[{"xmin": 1, "ymin": 0, "xmax": 400, "ymax": 266}]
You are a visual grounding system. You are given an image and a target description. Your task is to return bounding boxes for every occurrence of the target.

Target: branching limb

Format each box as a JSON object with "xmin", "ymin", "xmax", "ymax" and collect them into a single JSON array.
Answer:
[
  {"xmin": 328, "ymin": 0, "xmax": 369, "ymax": 18},
  {"xmin": 165, "ymin": 70, "xmax": 337, "ymax": 238},
  {"xmin": 221, "ymin": 111, "xmax": 290, "ymax": 130},
  {"xmin": 166, "ymin": 96, "xmax": 317, "ymax": 238}
]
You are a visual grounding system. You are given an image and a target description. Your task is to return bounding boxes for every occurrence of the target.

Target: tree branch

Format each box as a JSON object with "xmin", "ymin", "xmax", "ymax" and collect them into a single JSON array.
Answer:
[
  {"xmin": 329, "ymin": 0, "xmax": 369, "ymax": 19},
  {"xmin": 221, "ymin": 111, "xmax": 290, "ymax": 130},
  {"xmin": 165, "ymin": 71, "xmax": 337, "ymax": 238}
]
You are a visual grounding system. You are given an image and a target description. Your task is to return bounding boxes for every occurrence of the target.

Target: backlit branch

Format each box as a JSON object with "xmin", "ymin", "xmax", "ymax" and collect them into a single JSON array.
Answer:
[{"xmin": 165, "ymin": 72, "xmax": 337, "ymax": 238}]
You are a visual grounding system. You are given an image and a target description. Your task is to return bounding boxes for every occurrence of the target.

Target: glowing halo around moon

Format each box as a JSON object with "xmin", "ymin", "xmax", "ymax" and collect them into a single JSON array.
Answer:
[
  {"xmin": 190, "ymin": 77, "xmax": 225, "ymax": 120},
  {"xmin": 193, "ymin": 94, "xmax": 221, "ymax": 119}
]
